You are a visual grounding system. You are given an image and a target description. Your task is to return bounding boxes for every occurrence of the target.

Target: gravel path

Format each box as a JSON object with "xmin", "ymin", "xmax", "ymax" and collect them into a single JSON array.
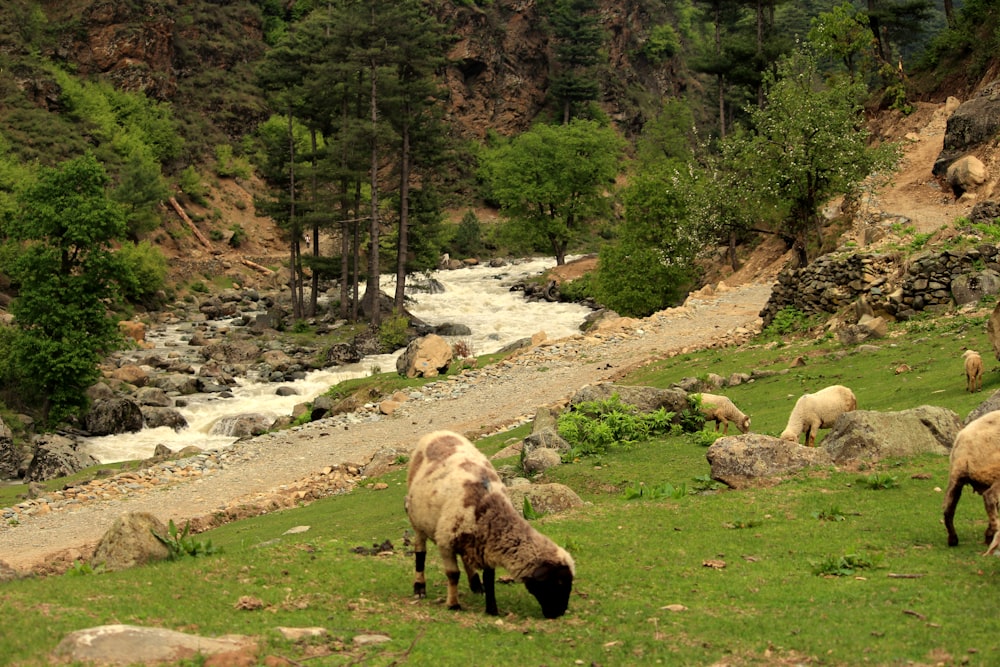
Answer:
[{"xmin": 0, "ymin": 281, "xmax": 773, "ymax": 575}]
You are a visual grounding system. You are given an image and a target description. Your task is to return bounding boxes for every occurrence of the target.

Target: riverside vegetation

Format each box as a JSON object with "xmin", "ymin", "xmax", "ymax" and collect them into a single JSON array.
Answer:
[{"xmin": 2, "ymin": 300, "xmax": 1000, "ymax": 665}]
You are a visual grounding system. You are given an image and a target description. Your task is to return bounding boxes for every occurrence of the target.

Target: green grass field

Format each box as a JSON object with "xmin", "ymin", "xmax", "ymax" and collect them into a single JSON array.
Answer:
[{"xmin": 3, "ymin": 308, "xmax": 1000, "ymax": 666}]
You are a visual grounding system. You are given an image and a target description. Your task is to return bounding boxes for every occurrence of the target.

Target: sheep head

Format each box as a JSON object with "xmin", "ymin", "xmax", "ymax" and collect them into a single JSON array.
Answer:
[{"xmin": 524, "ymin": 560, "xmax": 574, "ymax": 619}]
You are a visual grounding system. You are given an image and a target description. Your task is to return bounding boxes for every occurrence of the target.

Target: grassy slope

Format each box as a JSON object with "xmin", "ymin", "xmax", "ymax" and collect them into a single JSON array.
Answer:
[{"xmin": 3, "ymin": 307, "xmax": 1000, "ymax": 666}]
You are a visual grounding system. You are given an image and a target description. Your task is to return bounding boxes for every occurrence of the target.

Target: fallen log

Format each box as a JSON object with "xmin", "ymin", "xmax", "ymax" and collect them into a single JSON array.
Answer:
[
  {"xmin": 241, "ymin": 258, "xmax": 275, "ymax": 276},
  {"xmin": 168, "ymin": 197, "xmax": 212, "ymax": 250}
]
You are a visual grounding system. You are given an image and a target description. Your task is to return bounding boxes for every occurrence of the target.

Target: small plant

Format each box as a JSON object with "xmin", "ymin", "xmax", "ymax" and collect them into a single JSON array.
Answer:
[
  {"xmin": 687, "ymin": 429, "xmax": 720, "ymax": 447},
  {"xmin": 522, "ymin": 496, "xmax": 540, "ymax": 519},
  {"xmin": 229, "ymin": 223, "xmax": 247, "ymax": 248},
  {"xmin": 290, "ymin": 320, "xmax": 310, "ymax": 334},
  {"xmin": 189, "ymin": 281, "xmax": 208, "ymax": 293},
  {"xmin": 557, "ymin": 395, "xmax": 676, "ymax": 458},
  {"xmin": 65, "ymin": 560, "xmax": 96, "ymax": 576},
  {"xmin": 723, "ymin": 517, "xmax": 761, "ymax": 529},
  {"xmin": 764, "ymin": 306, "xmax": 812, "ymax": 337},
  {"xmin": 622, "ymin": 481, "xmax": 687, "ymax": 500},
  {"xmin": 394, "ymin": 454, "xmax": 409, "ymax": 465},
  {"xmin": 379, "ymin": 315, "xmax": 410, "ymax": 352},
  {"xmin": 811, "ymin": 552, "xmax": 881, "ymax": 577},
  {"xmin": 862, "ymin": 472, "xmax": 899, "ymax": 490},
  {"xmin": 369, "ymin": 364, "xmax": 381, "ymax": 376},
  {"xmin": 691, "ymin": 474, "xmax": 726, "ymax": 492},
  {"xmin": 813, "ymin": 507, "xmax": 847, "ymax": 522},
  {"xmin": 152, "ymin": 520, "xmax": 220, "ymax": 560},
  {"xmin": 452, "ymin": 339, "xmax": 474, "ymax": 359}
]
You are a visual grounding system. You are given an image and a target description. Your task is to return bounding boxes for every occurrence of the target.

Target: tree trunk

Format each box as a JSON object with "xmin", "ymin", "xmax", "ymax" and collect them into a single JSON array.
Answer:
[
  {"xmin": 287, "ymin": 105, "xmax": 302, "ymax": 321},
  {"xmin": 394, "ymin": 114, "xmax": 410, "ymax": 312},
  {"xmin": 728, "ymin": 228, "xmax": 739, "ymax": 271},
  {"xmin": 943, "ymin": 0, "xmax": 955, "ymax": 28},
  {"xmin": 366, "ymin": 42, "xmax": 381, "ymax": 327},
  {"xmin": 308, "ymin": 127, "xmax": 319, "ymax": 318}
]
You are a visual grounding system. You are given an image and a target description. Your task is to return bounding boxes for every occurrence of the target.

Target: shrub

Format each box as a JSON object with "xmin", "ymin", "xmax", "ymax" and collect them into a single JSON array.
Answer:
[
  {"xmin": 557, "ymin": 394, "xmax": 676, "ymax": 458},
  {"xmin": 380, "ymin": 315, "xmax": 410, "ymax": 352}
]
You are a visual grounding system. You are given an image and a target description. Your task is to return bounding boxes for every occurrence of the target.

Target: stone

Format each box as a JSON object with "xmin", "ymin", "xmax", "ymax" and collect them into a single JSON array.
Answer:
[
  {"xmin": 134, "ymin": 386, "xmax": 172, "ymax": 407},
  {"xmin": 91, "ymin": 512, "xmax": 172, "ymax": 572},
  {"xmin": 85, "ymin": 397, "xmax": 144, "ymax": 436},
  {"xmin": 952, "ymin": 269, "xmax": 1000, "ymax": 305},
  {"xmin": 965, "ymin": 389, "xmax": 1000, "ymax": 424},
  {"xmin": 820, "ymin": 407, "xmax": 961, "ymax": 464},
  {"xmin": 395, "ymin": 334, "xmax": 453, "ymax": 379},
  {"xmin": 209, "ymin": 413, "xmax": 274, "ymax": 438},
  {"xmin": 569, "ymin": 383, "xmax": 689, "ymax": 416},
  {"xmin": 141, "ymin": 406, "xmax": 189, "ymax": 431},
  {"xmin": 53, "ymin": 624, "xmax": 255, "ymax": 665},
  {"xmin": 505, "ymin": 482, "xmax": 583, "ymax": 515},
  {"xmin": 0, "ymin": 417, "xmax": 27, "ymax": 480},
  {"xmin": 521, "ymin": 447, "xmax": 563, "ymax": 475},
  {"xmin": 25, "ymin": 434, "xmax": 100, "ymax": 482},
  {"xmin": 522, "ymin": 428, "xmax": 570, "ymax": 457},
  {"xmin": 705, "ymin": 434, "xmax": 834, "ymax": 489}
]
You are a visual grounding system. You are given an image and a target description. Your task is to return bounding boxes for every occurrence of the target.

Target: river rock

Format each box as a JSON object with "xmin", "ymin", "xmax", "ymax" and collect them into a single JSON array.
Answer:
[
  {"xmin": 0, "ymin": 417, "xmax": 27, "ymax": 479},
  {"xmin": 133, "ymin": 386, "xmax": 171, "ymax": 407},
  {"xmin": 396, "ymin": 334, "xmax": 453, "ymax": 378},
  {"xmin": 521, "ymin": 447, "xmax": 563, "ymax": 475},
  {"xmin": 209, "ymin": 413, "xmax": 274, "ymax": 438},
  {"xmin": 201, "ymin": 339, "xmax": 261, "ymax": 364},
  {"xmin": 85, "ymin": 398, "xmax": 144, "ymax": 436},
  {"xmin": 820, "ymin": 406, "xmax": 961, "ymax": 463},
  {"xmin": 140, "ymin": 406, "xmax": 188, "ymax": 431},
  {"xmin": 505, "ymin": 483, "xmax": 583, "ymax": 516},
  {"xmin": 706, "ymin": 434, "xmax": 834, "ymax": 489},
  {"xmin": 25, "ymin": 433, "xmax": 100, "ymax": 482},
  {"xmin": 54, "ymin": 624, "xmax": 256, "ymax": 665}
]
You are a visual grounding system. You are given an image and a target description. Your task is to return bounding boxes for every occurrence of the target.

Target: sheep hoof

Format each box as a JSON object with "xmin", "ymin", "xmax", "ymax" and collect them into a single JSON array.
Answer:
[
  {"xmin": 469, "ymin": 573, "xmax": 483, "ymax": 594},
  {"xmin": 448, "ymin": 603, "xmax": 462, "ymax": 611},
  {"xmin": 947, "ymin": 536, "xmax": 959, "ymax": 547},
  {"xmin": 485, "ymin": 605, "xmax": 499, "ymax": 616},
  {"xmin": 413, "ymin": 583, "xmax": 426, "ymax": 598}
]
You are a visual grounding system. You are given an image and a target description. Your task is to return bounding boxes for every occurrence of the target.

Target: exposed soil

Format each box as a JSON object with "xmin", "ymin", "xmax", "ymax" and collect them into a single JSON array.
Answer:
[{"xmin": 0, "ymin": 99, "xmax": 989, "ymax": 577}]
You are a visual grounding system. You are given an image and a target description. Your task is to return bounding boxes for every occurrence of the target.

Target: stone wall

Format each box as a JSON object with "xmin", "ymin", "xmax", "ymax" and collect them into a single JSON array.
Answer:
[{"xmin": 760, "ymin": 244, "xmax": 1000, "ymax": 327}]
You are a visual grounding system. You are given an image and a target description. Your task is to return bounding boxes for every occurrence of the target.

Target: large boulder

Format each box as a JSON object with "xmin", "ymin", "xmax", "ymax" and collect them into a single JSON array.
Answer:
[
  {"xmin": 569, "ymin": 383, "xmax": 689, "ymax": 416},
  {"xmin": 946, "ymin": 155, "xmax": 988, "ymax": 196},
  {"xmin": 84, "ymin": 398, "xmax": 144, "ymax": 436},
  {"xmin": 933, "ymin": 81, "xmax": 1000, "ymax": 176},
  {"xmin": 505, "ymin": 483, "xmax": 584, "ymax": 516},
  {"xmin": 820, "ymin": 407, "xmax": 961, "ymax": 464},
  {"xmin": 140, "ymin": 406, "xmax": 188, "ymax": 431},
  {"xmin": 25, "ymin": 434, "xmax": 100, "ymax": 482},
  {"xmin": 53, "ymin": 625, "xmax": 255, "ymax": 666},
  {"xmin": 133, "ymin": 386, "xmax": 172, "ymax": 407},
  {"xmin": 201, "ymin": 339, "xmax": 261, "ymax": 364},
  {"xmin": 706, "ymin": 434, "xmax": 834, "ymax": 489},
  {"xmin": 952, "ymin": 269, "xmax": 1000, "ymax": 306},
  {"xmin": 90, "ymin": 511, "xmax": 171, "ymax": 572},
  {"xmin": 964, "ymin": 390, "xmax": 1000, "ymax": 424},
  {"xmin": 395, "ymin": 334, "xmax": 453, "ymax": 378},
  {"xmin": 209, "ymin": 413, "xmax": 274, "ymax": 438}
]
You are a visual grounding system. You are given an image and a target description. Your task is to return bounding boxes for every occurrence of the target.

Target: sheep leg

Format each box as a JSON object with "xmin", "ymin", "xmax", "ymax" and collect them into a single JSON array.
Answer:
[
  {"xmin": 440, "ymin": 547, "xmax": 462, "ymax": 610},
  {"xmin": 412, "ymin": 531, "xmax": 427, "ymax": 598},
  {"xmin": 721, "ymin": 420, "xmax": 729, "ymax": 435},
  {"xmin": 806, "ymin": 424, "xmax": 817, "ymax": 448},
  {"xmin": 483, "ymin": 567, "xmax": 498, "ymax": 616},
  {"xmin": 463, "ymin": 557, "xmax": 483, "ymax": 594},
  {"xmin": 943, "ymin": 480, "xmax": 963, "ymax": 547},
  {"xmin": 981, "ymin": 483, "xmax": 1000, "ymax": 549}
]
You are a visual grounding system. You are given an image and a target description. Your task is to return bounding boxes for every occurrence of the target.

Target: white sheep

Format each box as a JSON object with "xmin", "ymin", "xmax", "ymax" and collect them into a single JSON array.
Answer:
[
  {"xmin": 695, "ymin": 393, "xmax": 751, "ymax": 435},
  {"xmin": 943, "ymin": 411, "xmax": 1000, "ymax": 555},
  {"xmin": 963, "ymin": 350, "xmax": 983, "ymax": 393},
  {"xmin": 779, "ymin": 385, "xmax": 857, "ymax": 447},
  {"xmin": 405, "ymin": 430, "xmax": 575, "ymax": 618}
]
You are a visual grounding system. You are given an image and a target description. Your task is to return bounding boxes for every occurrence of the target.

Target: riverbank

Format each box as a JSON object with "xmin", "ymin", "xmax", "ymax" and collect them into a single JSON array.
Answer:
[{"xmin": 0, "ymin": 280, "xmax": 774, "ymax": 576}]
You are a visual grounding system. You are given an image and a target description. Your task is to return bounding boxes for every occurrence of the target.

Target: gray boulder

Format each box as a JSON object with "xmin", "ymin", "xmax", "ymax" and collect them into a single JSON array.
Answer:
[
  {"xmin": 140, "ymin": 406, "xmax": 189, "ymax": 431},
  {"xmin": 522, "ymin": 429, "xmax": 570, "ymax": 457},
  {"xmin": 820, "ymin": 407, "xmax": 961, "ymax": 463},
  {"xmin": 964, "ymin": 390, "xmax": 1000, "ymax": 424},
  {"xmin": 395, "ymin": 334, "xmax": 453, "ymax": 379},
  {"xmin": 934, "ymin": 81, "xmax": 1000, "ymax": 176},
  {"xmin": 91, "ymin": 511, "xmax": 171, "ymax": 572},
  {"xmin": 952, "ymin": 269, "xmax": 1000, "ymax": 306},
  {"xmin": 522, "ymin": 448, "xmax": 563, "ymax": 476},
  {"xmin": 506, "ymin": 482, "xmax": 584, "ymax": 516},
  {"xmin": 25, "ymin": 434, "xmax": 100, "ymax": 482},
  {"xmin": 201, "ymin": 339, "xmax": 261, "ymax": 364},
  {"xmin": 0, "ymin": 418, "xmax": 27, "ymax": 480},
  {"xmin": 84, "ymin": 397, "xmax": 144, "ymax": 436},
  {"xmin": 209, "ymin": 413, "xmax": 273, "ymax": 438},
  {"xmin": 133, "ymin": 386, "xmax": 172, "ymax": 407},
  {"xmin": 706, "ymin": 434, "xmax": 834, "ymax": 489},
  {"xmin": 569, "ymin": 383, "xmax": 689, "ymax": 416}
]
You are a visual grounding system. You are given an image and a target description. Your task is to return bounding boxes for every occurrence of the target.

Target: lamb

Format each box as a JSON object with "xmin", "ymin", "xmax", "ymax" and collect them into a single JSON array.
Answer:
[
  {"xmin": 405, "ymin": 430, "xmax": 575, "ymax": 618},
  {"xmin": 695, "ymin": 393, "xmax": 751, "ymax": 435},
  {"xmin": 963, "ymin": 349, "xmax": 983, "ymax": 393},
  {"xmin": 943, "ymin": 411, "xmax": 1000, "ymax": 555},
  {"xmin": 779, "ymin": 384, "xmax": 857, "ymax": 447}
]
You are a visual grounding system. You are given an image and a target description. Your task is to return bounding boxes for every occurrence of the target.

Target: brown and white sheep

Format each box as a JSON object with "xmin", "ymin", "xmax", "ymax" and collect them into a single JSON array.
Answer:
[
  {"xmin": 405, "ymin": 430, "xmax": 575, "ymax": 618},
  {"xmin": 963, "ymin": 350, "xmax": 983, "ymax": 393},
  {"xmin": 779, "ymin": 384, "xmax": 857, "ymax": 447},
  {"xmin": 695, "ymin": 393, "xmax": 751, "ymax": 435},
  {"xmin": 943, "ymin": 411, "xmax": 1000, "ymax": 554}
]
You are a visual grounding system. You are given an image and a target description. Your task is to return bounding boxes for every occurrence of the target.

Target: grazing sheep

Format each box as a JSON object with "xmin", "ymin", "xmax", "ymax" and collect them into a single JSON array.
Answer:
[
  {"xmin": 405, "ymin": 430, "xmax": 575, "ymax": 618},
  {"xmin": 943, "ymin": 411, "xmax": 1000, "ymax": 554},
  {"xmin": 695, "ymin": 393, "xmax": 751, "ymax": 435},
  {"xmin": 779, "ymin": 385, "xmax": 857, "ymax": 447},
  {"xmin": 963, "ymin": 350, "xmax": 983, "ymax": 393}
]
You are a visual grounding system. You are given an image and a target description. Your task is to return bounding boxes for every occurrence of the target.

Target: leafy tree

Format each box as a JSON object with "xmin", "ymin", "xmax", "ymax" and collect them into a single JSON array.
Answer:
[
  {"xmin": 727, "ymin": 47, "xmax": 899, "ymax": 266},
  {"xmin": 1, "ymin": 154, "xmax": 129, "ymax": 424},
  {"xmin": 479, "ymin": 119, "xmax": 624, "ymax": 265},
  {"xmin": 113, "ymin": 150, "xmax": 171, "ymax": 239},
  {"xmin": 594, "ymin": 163, "xmax": 700, "ymax": 317},
  {"xmin": 808, "ymin": 2, "xmax": 877, "ymax": 79}
]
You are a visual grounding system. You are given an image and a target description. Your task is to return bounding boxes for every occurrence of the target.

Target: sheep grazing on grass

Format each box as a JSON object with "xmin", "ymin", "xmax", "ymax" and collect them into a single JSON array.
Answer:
[
  {"xmin": 943, "ymin": 411, "xmax": 1000, "ymax": 555},
  {"xmin": 963, "ymin": 350, "xmax": 983, "ymax": 393},
  {"xmin": 405, "ymin": 430, "xmax": 575, "ymax": 618},
  {"xmin": 695, "ymin": 393, "xmax": 751, "ymax": 435},
  {"xmin": 779, "ymin": 384, "xmax": 857, "ymax": 447}
]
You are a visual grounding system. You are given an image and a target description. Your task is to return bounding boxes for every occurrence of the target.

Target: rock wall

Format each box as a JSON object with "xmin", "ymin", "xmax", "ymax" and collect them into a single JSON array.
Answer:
[{"xmin": 760, "ymin": 244, "xmax": 1000, "ymax": 327}]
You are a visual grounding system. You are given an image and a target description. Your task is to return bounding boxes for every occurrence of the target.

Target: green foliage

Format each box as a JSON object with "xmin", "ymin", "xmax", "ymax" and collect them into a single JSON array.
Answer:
[
  {"xmin": 152, "ymin": 520, "xmax": 220, "ymax": 560},
  {"xmin": 115, "ymin": 241, "xmax": 169, "ymax": 307},
  {"xmin": 478, "ymin": 119, "xmax": 625, "ymax": 264},
  {"xmin": 557, "ymin": 394, "xmax": 675, "ymax": 458},
  {"xmin": 1, "ymin": 154, "xmax": 129, "ymax": 423},
  {"xmin": 178, "ymin": 165, "xmax": 209, "ymax": 206},
  {"xmin": 862, "ymin": 472, "xmax": 899, "ymax": 490},
  {"xmin": 64, "ymin": 560, "xmax": 97, "ymax": 576},
  {"xmin": 642, "ymin": 24, "xmax": 681, "ymax": 63},
  {"xmin": 810, "ymin": 552, "xmax": 881, "ymax": 577},
  {"xmin": 111, "ymin": 150, "xmax": 170, "ymax": 239},
  {"xmin": 229, "ymin": 223, "xmax": 247, "ymax": 248},
  {"xmin": 380, "ymin": 315, "xmax": 410, "ymax": 353},
  {"xmin": 451, "ymin": 209, "xmax": 483, "ymax": 257},
  {"xmin": 522, "ymin": 496, "xmax": 540, "ymax": 519},
  {"xmin": 763, "ymin": 306, "xmax": 813, "ymax": 338},
  {"xmin": 622, "ymin": 480, "xmax": 687, "ymax": 500},
  {"xmin": 213, "ymin": 144, "xmax": 252, "ymax": 179},
  {"xmin": 813, "ymin": 506, "xmax": 848, "ymax": 522}
]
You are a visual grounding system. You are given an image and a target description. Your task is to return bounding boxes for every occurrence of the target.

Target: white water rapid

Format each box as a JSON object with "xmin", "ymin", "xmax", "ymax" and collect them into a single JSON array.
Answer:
[{"xmin": 83, "ymin": 257, "xmax": 593, "ymax": 463}]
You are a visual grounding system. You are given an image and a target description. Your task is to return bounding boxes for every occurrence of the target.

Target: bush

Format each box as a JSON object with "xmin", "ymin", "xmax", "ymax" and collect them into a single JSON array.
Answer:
[
  {"xmin": 380, "ymin": 315, "xmax": 410, "ymax": 352},
  {"xmin": 116, "ymin": 241, "xmax": 169, "ymax": 307}
]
